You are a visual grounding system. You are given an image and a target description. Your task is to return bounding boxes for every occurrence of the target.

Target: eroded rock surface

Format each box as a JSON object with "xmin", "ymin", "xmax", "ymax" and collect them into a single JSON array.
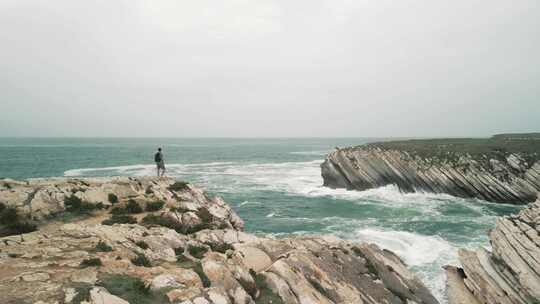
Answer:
[
  {"xmin": 0, "ymin": 177, "xmax": 438, "ymax": 304},
  {"xmin": 321, "ymin": 144, "xmax": 539, "ymax": 204},
  {"xmin": 446, "ymin": 197, "xmax": 540, "ymax": 304}
]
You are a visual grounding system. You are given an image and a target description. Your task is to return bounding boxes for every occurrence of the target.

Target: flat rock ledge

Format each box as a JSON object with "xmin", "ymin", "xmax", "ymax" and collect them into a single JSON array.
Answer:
[
  {"xmin": 321, "ymin": 146, "xmax": 540, "ymax": 204},
  {"xmin": 0, "ymin": 177, "xmax": 438, "ymax": 304},
  {"xmin": 445, "ymin": 197, "xmax": 540, "ymax": 304}
]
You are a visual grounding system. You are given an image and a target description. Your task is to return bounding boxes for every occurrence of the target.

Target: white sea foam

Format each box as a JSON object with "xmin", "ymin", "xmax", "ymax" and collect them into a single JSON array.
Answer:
[
  {"xmin": 289, "ymin": 150, "xmax": 329, "ymax": 156},
  {"xmin": 355, "ymin": 228, "xmax": 456, "ymax": 266},
  {"xmin": 64, "ymin": 162, "xmax": 235, "ymax": 178},
  {"xmin": 239, "ymin": 201, "xmax": 262, "ymax": 207},
  {"xmin": 64, "ymin": 164, "xmax": 156, "ymax": 177},
  {"xmin": 354, "ymin": 228, "xmax": 459, "ymax": 302},
  {"xmin": 64, "ymin": 159, "xmax": 447, "ymax": 202}
]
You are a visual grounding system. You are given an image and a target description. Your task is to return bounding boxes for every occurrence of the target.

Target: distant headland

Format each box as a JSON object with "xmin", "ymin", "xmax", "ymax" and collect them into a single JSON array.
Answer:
[{"xmin": 321, "ymin": 133, "xmax": 540, "ymax": 204}]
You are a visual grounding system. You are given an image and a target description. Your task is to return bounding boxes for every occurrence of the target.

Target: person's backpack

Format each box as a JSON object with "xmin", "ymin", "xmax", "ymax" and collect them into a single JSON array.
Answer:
[{"xmin": 154, "ymin": 152, "xmax": 162, "ymax": 163}]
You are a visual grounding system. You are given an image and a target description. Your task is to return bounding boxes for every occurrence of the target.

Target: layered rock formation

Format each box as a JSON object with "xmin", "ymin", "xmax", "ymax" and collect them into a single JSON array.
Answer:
[
  {"xmin": 0, "ymin": 177, "xmax": 438, "ymax": 304},
  {"xmin": 321, "ymin": 138, "xmax": 540, "ymax": 204},
  {"xmin": 445, "ymin": 197, "xmax": 540, "ymax": 304}
]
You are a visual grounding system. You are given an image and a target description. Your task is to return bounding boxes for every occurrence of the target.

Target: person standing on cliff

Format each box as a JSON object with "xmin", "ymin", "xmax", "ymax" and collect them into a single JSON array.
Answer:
[{"xmin": 154, "ymin": 147, "xmax": 166, "ymax": 177}]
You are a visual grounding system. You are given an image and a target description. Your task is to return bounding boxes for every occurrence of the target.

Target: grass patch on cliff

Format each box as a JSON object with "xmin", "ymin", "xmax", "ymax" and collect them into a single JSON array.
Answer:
[
  {"xmin": 102, "ymin": 214, "xmax": 137, "ymax": 225},
  {"xmin": 168, "ymin": 181, "xmax": 189, "ymax": 192},
  {"xmin": 80, "ymin": 258, "xmax": 102, "ymax": 268},
  {"xmin": 187, "ymin": 244, "xmax": 209, "ymax": 259},
  {"xmin": 65, "ymin": 195, "xmax": 104, "ymax": 214},
  {"xmin": 110, "ymin": 199, "xmax": 143, "ymax": 215},
  {"xmin": 95, "ymin": 241, "xmax": 113, "ymax": 252},
  {"xmin": 365, "ymin": 136, "xmax": 540, "ymax": 167},
  {"xmin": 141, "ymin": 214, "xmax": 184, "ymax": 233},
  {"xmin": 135, "ymin": 240, "xmax": 150, "ymax": 250},
  {"xmin": 250, "ymin": 270, "xmax": 284, "ymax": 304},
  {"xmin": 98, "ymin": 273, "xmax": 169, "ymax": 304},
  {"xmin": 126, "ymin": 199, "xmax": 143, "ymax": 213},
  {"xmin": 0, "ymin": 203, "xmax": 38, "ymax": 237},
  {"xmin": 209, "ymin": 242, "xmax": 234, "ymax": 254},
  {"xmin": 108, "ymin": 193, "xmax": 119, "ymax": 204},
  {"xmin": 145, "ymin": 200, "xmax": 165, "ymax": 212},
  {"xmin": 71, "ymin": 283, "xmax": 92, "ymax": 304},
  {"xmin": 131, "ymin": 253, "xmax": 152, "ymax": 267}
]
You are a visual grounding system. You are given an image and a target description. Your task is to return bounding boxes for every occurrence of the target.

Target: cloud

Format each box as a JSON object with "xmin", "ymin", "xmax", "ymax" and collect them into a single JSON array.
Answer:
[{"xmin": 0, "ymin": 0, "xmax": 539, "ymax": 137}]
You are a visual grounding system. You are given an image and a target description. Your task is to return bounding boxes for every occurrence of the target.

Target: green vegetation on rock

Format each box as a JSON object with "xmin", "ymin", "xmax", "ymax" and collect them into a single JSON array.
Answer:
[
  {"xmin": 145, "ymin": 200, "xmax": 165, "ymax": 212},
  {"xmin": 80, "ymin": 258, "xmax": 102, "ymax": 268},
  {"xmin": 141, "ymin": 214, "xmax": 183, "ymax": 233},
  {"xmin": 131, "ymin": 253, "xmax": 152, "ymax": 267},
  {"xmin": 250, "ymin": 269, "xmax": 284, "ymax": 304},
  {"xmin": 0, "ymin": 202, "xmax": 38, "ymax": 237},
  {"xmin": 126, "ymin": 199, "xmax": 143, "ymax": 213},
  {"xmin": 65, "ymin": 195, "xmax": 104, "ymax": 214},
  {"xmin": 187, "ymin": 244, "xmax": 208, "ymax": 259},
  {"xmin": 98, "ymin": 274, "xmax": 169, "ymax": 304},
  {"xmin": 168, "ymin": 181, "xmax": 189, "ymax": 192},
  {"xmin": 102, "ymin": 214, "xmax": 137, "ymax": 225},
  {"xmin": 108, "ymin": 193, "xmax": 118, "ymax": 204},
  {"xmin": 95, "ymin": 241, "xmax": 113, "ymax": 252},
  {"xmin": 71, "ymin": 284, "xmax": 92, "ymax": 304},
  {"xmin": 110, "ymin": 199, "xmax": 143, "ymax": 215},
  {"xmin": 135, "ymin": 240, "xmax": 150, "ymax": 250},
  {"xmin": 209, "ymin": 241, "xmax": 234, "ymax": 254}
]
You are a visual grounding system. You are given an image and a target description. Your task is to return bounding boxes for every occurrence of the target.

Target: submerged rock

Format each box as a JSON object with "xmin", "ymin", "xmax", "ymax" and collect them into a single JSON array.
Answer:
[
  {"xmin": 321, "ymin": 137, "xmax": 540, "ymax": 204},
  {"xmin": 445, "ymin": 197, "xmax": 540, "ymax": 304},
  {"xmin": 0, "ymin": 177, "xmax": 438, "ymax": 304}
]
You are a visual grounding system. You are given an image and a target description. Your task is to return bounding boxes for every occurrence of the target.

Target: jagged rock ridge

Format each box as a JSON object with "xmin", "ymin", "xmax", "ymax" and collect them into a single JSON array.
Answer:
[
  {"xmin": 445, "ymin": 197, "xmax": 540, "ymax": 304},
  {"xmin": 321, "ymin": 138, "xmax": 540, "ymax": 204},
  {"xmin": 0, "ymin": 177, "xmax": 438, "ymax": 304}
]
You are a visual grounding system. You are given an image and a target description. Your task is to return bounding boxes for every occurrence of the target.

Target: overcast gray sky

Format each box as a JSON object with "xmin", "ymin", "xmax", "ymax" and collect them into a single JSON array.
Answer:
[{"xmin": 1, "ymin": 0, "xmax": 538, "ymax": 137}]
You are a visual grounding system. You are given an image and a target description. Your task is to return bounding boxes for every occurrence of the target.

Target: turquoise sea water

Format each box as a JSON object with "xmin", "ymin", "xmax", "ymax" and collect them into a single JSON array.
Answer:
[{"xmin": 0, "ymin": 138, "xmax": 521, "ymax": 302}]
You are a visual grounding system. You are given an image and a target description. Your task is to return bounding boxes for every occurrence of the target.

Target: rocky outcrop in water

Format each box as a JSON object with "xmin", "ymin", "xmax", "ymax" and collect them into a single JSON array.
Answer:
[
  {"xmin": 445, "ymin": 197, "xmax": 540, "ymax": 304},
  {"xmin": 321, "ymin": 138, "xmax": 540, "ymax": 204},
  {"xmin": 0, "ymin": 177, "xmax": 438, "ymax": 304}
]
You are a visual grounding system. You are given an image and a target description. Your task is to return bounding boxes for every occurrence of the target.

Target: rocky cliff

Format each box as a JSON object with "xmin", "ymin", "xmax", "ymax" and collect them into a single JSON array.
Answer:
[
  {"xmin": 0, "ymin": 177, "xmax": 438, "ymax": 304},
  {"xmin": 445, "ymin": 196, "xmax": 540, "ymax": 304},
  {"xmin": 321, "ymin": 137, "xmax": 540, "ymax": 204}
]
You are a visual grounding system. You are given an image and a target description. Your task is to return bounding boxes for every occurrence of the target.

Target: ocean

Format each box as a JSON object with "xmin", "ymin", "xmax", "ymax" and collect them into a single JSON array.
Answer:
[{"xmin": 0, "ymin": 137, "xmax": 521, "ymax": 303}]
